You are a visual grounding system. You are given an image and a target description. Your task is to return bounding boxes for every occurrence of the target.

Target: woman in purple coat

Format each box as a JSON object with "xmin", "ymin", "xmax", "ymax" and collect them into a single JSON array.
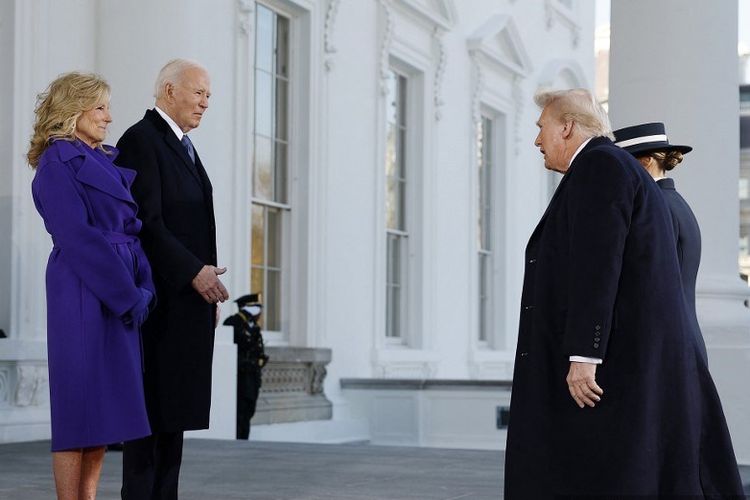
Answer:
[{"xmin": 27, "ymin": 72, "xmax": 154, "ymax": 500}]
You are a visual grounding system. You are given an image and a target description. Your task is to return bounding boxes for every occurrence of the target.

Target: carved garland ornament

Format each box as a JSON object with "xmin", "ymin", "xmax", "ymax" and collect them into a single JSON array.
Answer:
[
  {"xmin": 324, "ymin": 0, "xmax": 341, "ymax": 71},
  {"xmin": 433, "ymin": 27, "xmax": 447, "ymax": 121},
  {"xmin": 378, "ymin": 0, "xmax": 394, "ymax": 95}
]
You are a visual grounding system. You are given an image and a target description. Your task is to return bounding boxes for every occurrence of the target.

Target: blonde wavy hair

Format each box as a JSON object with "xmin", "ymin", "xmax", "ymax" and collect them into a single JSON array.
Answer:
[
  {"xmin": 27, "ymin": 72, "xmax": 110, "ymax": 168},
  {"xmin": 534, "ymin": 88, "xmax": 614, "ymax": 140}
]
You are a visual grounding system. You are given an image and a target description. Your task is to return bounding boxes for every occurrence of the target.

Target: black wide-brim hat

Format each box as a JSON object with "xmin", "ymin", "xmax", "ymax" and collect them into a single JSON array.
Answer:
[{"xmin": 612, "ymin": 122, "xmax": 692, "ymax": 156}]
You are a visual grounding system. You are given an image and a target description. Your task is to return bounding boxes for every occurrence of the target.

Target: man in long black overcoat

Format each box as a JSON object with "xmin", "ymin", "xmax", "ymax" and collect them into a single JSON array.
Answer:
[
  {"xmin": 116, "ymin": 59, "xmax": 229, "ymax": 499},
  {"xmin": 504, "ymin": 88, "xmax": 744, "ymax": 498}
]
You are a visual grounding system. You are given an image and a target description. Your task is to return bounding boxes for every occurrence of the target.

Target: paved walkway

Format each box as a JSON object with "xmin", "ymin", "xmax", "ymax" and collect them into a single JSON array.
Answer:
[
  {"xmin": 1, "ymin": 439, "xmax": 749, "ymax": 499},
  {"xmin": 0, "ymin": 440, "xmax": 503, "ymax": 499}
]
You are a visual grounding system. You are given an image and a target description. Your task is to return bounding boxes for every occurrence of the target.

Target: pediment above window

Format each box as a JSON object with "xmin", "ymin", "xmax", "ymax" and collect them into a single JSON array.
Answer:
[
  {"xmin": 394, "ymin": 0, "xmax": 456, "ymax": 30},
  {"xmin": 467, "ymin": 14, "xmax": 532, "ymax": 78}
]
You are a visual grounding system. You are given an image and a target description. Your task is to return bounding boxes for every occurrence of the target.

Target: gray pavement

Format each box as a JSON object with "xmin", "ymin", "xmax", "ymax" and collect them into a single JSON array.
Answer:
[
  {"xmin": 0, "ymin": 439, "xmax": 503, "ymax": 499},
  {"xmin": 1, "ymin": 439, "xmax": 748, "ymax": 499}
]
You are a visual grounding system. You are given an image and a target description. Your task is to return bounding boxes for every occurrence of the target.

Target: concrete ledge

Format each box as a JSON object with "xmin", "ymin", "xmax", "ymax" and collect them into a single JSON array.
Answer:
[
  {"xmin": 341, "ymin": 379, "xmax": 512, "ymax": 450},
  {"xmin": 340, "ymin": 378, "xmax": 512, "ymax": 391},
  {"xmin": 0, "ymin": 339, "xmax": 47, "ymax": 361}
]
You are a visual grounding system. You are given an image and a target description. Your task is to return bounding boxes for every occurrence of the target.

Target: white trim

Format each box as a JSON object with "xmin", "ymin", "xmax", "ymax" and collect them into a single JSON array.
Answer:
[{"xmin": 614, "ymin": 134, "xmax": 668, "ymax": 148}]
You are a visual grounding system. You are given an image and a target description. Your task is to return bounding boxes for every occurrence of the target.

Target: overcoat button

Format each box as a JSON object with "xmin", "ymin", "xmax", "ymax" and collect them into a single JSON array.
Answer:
[
  {"xmin": 595, "ymin": 325, "xmax": 601, "ymax": 330},
  {"xmin": 593, "ymin": 343, "xmax": 600, "ymax": 348}
]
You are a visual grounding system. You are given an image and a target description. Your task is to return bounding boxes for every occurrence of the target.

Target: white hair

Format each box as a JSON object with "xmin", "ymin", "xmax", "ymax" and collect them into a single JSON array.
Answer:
[
  {"xmin": 153, "ymin": 59, "xmax": 207, "ymax": 99},
  {"xmin": 534, "ymin": 88, "xmax": 614, "ymax": 140}
]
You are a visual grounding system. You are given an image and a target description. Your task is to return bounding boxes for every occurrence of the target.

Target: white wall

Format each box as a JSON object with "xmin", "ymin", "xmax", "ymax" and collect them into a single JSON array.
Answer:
[{"xmin": 1, "ymin": 0, "xmax": 597, "ymax": 443}]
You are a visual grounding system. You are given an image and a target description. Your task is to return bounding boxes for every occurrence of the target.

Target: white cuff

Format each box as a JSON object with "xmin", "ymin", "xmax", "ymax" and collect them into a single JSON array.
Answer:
[{"xmin": 570, "ymin": 356, "xmax": 603, "ymax": 364}]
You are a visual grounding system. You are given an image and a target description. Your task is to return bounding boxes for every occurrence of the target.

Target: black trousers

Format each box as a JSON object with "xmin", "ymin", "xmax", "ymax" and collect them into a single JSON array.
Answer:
[{"xmin": 121, "ymin": 431, "xmax": 184, "ymax": 500}]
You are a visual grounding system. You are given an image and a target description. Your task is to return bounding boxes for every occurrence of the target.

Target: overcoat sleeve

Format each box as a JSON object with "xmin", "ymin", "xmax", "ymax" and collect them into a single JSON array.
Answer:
[
  {"xmin": 116, "ymin": 130, "xmax": 204, "ymax": 290},
  {"xmin": 563, "ymin": 150, "xmax": 636, "ymax": 359},
  {"xmin": 33, "ymin": 160, "xmax": 145, "ymax": 318}
]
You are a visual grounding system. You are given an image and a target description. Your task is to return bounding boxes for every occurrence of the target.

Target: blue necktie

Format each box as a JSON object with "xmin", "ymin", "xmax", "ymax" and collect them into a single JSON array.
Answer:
[{"xmin": 181, "ymin": 135, "xmax": 195, "ymax": 163}]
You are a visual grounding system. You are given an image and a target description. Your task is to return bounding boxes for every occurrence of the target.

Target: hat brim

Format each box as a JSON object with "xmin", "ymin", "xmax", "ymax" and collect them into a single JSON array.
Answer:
[{"xmin": 622, "ymin": 143, "xmax": 693, "ymax": 156}]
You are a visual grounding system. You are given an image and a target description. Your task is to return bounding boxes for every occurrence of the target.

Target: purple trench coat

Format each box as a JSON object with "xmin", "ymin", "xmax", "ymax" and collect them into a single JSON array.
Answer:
[{"xmin": 32, "ymin": 139, "xmax": 154, "ymax": 451}]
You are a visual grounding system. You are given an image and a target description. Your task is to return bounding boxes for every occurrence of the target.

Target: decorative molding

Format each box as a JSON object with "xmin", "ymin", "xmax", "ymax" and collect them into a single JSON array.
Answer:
[
  {"xmin": 467, "ymin": 14, "xmax": 533, "ymax": 79},
  {"xmin": 323, "ymin": 0, "xmax": 341, "ymax": 71},
  {"xmin": 537, "ymin": 58, "xmax": 589, "ymax": 89},
  {"xmin": 544, "ymin": 0, "xmax": 581, "ymax": 48},
  {"xmin": 14, "ymin": 363, "xmax": 46, "ymax": 407},
  {"xmin": 432, "ymin": 27, "xmax": 447, "ymax": 121},
  {"xmin": 395, "ymin": 0, "xmax": 457, "ymax": 31},
  {"xmin": 378, "ymin": 0, "xmax": 394, "ymax": 95},
  {"xmin": 470, "ymin": 52, "xmax": 484, "ymax": 125},
  {"xmin": 252, "ymin": 347, "xmax": 332, "ymax": 424},
  {"xmin": 512, "ymin": 76, "xmax": 524, "ymax": 155},
  {"xmin": 238, "ymin": 0, "xmax": 255, "ymax": 36}
]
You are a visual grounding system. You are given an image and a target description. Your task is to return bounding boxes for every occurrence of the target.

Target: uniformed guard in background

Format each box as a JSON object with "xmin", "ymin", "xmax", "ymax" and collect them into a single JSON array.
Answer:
[{"xmin": 223, "ymin": 293, "xmax": 269, "ymax": 439}]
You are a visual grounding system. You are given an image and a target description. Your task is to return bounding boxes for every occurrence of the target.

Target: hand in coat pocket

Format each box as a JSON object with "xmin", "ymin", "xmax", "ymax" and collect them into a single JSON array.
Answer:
[{"xmin": 123, "ymin": 288, "xmax": 153, "ymax": 328}]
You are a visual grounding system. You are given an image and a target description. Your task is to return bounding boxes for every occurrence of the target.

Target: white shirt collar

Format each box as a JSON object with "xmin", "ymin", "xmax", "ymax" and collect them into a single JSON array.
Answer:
[
  {"xmin": 154, "ymin": 106, "xmax": 184, "ymax": 141},
  {"xmin": 568, "ymin": 137, "xmax": 594, "ymax": 168}
]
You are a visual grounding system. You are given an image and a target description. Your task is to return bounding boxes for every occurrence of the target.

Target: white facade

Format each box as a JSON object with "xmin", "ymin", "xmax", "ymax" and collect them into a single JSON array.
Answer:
[{"xmin": 15, "ymin": 0, "xmax": 721, "ymax": 448}]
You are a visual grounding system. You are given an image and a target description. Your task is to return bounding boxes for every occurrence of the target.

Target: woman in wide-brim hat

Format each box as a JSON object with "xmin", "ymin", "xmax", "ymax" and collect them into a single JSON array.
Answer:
[{"xmin": 613, "ymin": 122, "xmax": 707, "ymax": 364}]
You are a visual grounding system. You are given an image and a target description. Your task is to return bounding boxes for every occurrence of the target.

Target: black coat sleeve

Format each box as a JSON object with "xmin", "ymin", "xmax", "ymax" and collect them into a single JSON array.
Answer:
[
  {"xmin": 116, "ymin": 129, "xmax": 204, "ymax": 291},
  {"xmin": 563, "ymin": 150, "xmax": 636, "ymax": 359}
]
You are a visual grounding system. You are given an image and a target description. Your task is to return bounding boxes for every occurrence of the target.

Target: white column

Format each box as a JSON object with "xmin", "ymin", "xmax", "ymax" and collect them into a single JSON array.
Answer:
[{"xmin": 609, "ymin": 0, "xmax": 750, "ymax": 463}]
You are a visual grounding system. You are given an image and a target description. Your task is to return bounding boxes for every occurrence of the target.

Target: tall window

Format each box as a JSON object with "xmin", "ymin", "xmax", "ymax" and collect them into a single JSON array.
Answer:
[
  {"xmin": 385, "ymin": 70, "xmax": 408, "ymax": 341},
  {"xmin": 477, "ymin": 116, "xmax": 493, "ymax": 343},
  {"xmin": 252, "ymin": 4, "xmax": 290, "ymax": 334}
]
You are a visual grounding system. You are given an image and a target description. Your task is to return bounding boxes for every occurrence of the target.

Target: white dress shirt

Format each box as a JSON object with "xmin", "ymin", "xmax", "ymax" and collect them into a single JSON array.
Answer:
[{"xmin": 154, "ymin": 106, "xmax": 184, "ymax": 141}]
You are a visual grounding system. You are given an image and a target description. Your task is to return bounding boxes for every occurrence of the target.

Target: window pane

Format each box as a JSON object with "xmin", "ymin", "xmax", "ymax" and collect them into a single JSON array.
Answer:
[
  {"xmin": 254, "ymin": 70, "xmax": 274, "ymax": 138},
  {"xmin": 251, "ymin": 267, "xmax": 264, "ymax": 293},
  {"xmin": 386, "ymin": 284, "xmax": 400, "ymax": 338},
  {"xmin": 267, "ymin": 207, "xmax": 281, "ymax": 268},
  {"xmin": 266, "ymin": 269, "xmax": 281, "ymax": 331},
  {"xmin": 274, "ymin": 142, "xmax": 288, "ymax": 204},
  {"xmin": 253, "ymin": 136, "xmax": 274, "ymax": 200},
  {"xmin": 479, "ymin": 254, "xmax": 489, "ymax": 342},
  {"xmin": 276, "ymin": 15, "xmax": 290, "ymax": 78},
  {"xmin": 387, "ymin": 234, "xmax": 400, "ymax": 285},
  {"xmin": 385, "ymin": 123, "xmax": 397, "ymax": 178},
  {"xmin": 386, "ymin": 72, "xmax": 398, "ymax": 125},
  {"xmin": 251, "ymin": 204, "xmax": 265, "ymax": 266},
  {"xmin": 385, "ymin": 181, "xmax": 405, "ymax": 232},
  {"xmin": 398, "ymin": 180, "xmax": 406, "ymax": 230},
  {"xmin": 255, "ymin": 5, "xmax": 274, "ymax": 73},
  {"xmin": 275, "ymin": 79, "xmax": 288, "ymax": 141},
  {"xmin": 397, "ymin": 75, "xmax": 407, "ymax": 127},
  {"xmin": 397, "ymin": 128, "xmax": 406, "ymax": 179}
]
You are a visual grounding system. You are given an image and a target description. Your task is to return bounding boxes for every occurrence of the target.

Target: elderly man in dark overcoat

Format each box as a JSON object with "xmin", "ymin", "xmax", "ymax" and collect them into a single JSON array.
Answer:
[
  {"xmin": 504, "ymin": 88, "xmax": 744, "ymax": 498},
  {"xmin": 116, "ymin": 59, "xmax": 229, "ymax": 499}
]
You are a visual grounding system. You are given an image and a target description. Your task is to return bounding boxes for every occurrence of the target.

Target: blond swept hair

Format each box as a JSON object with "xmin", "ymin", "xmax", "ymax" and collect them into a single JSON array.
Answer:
[
  {"xmin": 27, "ymin": 72, "xmax": 110, "ymax": 168},
  {"xmin": 534, "ymin": 88, "xmax": 614, "ymax": 140},
  {"xmin": 154, "ymin": 58, "xmax": 207, "ymax": 100}
]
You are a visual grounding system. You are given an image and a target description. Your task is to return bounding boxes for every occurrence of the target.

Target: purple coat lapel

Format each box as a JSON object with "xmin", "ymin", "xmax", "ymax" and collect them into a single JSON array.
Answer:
[{"xmin": 55, "ymin": 140, "xmax": 136, "ymax": 205}]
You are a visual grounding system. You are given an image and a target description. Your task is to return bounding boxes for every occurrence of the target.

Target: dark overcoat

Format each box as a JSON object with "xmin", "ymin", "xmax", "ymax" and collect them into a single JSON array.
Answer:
[
  {"xmin": 504, "ymin": 137, "xmax": 743, "ymax": 498},
  {"xmin": 32, "ymin": 140, "xmax": 153, "ymax": 451},
  {"xmin": 657, "ymin": 177, "xmax": 708, "ymax": 363},
  {"xmin": 115, "ymin": 109, "xmax": 218, "ymax": 432}
]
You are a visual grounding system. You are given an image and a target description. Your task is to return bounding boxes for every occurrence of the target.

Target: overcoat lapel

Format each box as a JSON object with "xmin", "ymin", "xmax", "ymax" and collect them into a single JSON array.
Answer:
[
  {"xmin": 527, "ymin": 136, "xmax": 612, "ymax": 245},
  {"xmin": 144, "ymin": 109, "xmax": 205, "ymax": 189},
  {"xmin": 55, "ymin": 141, "xmax": 136, "ymax": 206}
]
